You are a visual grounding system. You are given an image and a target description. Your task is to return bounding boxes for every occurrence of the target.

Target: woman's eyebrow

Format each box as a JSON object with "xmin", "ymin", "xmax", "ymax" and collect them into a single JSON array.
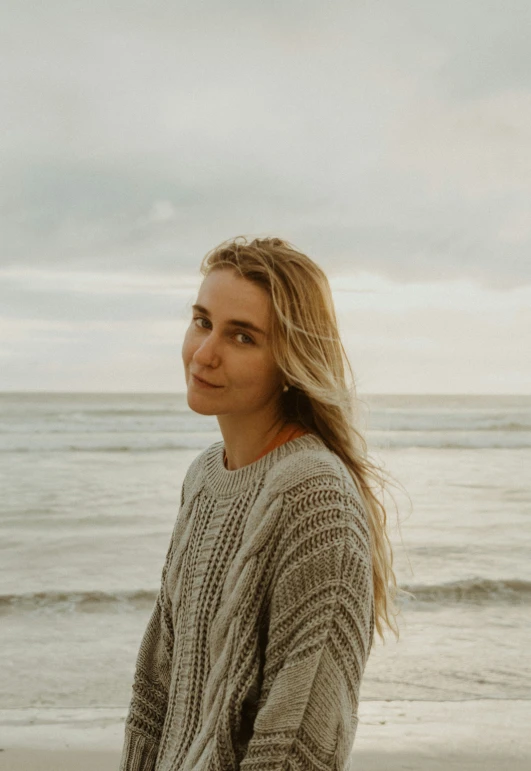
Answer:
[{"xmin": 192, "ymin": 304, "xmax": 266, "ymax": 336}]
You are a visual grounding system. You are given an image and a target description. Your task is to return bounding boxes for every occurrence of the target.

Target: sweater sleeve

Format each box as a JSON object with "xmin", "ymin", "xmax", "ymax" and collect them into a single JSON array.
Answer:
[
  {"xmin": 239, "ymin": 480, "xmax": 374, "ymax": 771},
  {"xmin": 119, "ymin": 485, "xmax": 184, "ymax": 771}
]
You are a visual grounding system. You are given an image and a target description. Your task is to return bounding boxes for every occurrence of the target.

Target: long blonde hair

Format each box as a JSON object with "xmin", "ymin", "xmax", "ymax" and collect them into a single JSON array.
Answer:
[{"xmin": 199, "ymin": 235, "xmax": 412, "ymax": 643}]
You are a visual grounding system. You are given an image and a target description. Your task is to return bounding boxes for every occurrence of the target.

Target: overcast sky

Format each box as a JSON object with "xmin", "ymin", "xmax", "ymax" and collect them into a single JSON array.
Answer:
[{"xmin": 1, "ymin": 0, "xmax": 530, "ymax": 394}]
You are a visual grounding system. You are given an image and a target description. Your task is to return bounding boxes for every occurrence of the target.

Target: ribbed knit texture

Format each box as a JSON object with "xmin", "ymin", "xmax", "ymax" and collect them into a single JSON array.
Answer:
[{"xmin": 119, "ymin": 432, "xmax": 375, "ymax": 771}]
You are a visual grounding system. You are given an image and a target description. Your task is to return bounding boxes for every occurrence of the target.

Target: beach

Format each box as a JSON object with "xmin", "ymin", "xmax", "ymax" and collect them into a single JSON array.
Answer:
[
  {"xmin": 1, "ymin": 749, "xmax": 529, "ymax": 771},
  {"xmin": 0, "ymin": 700, "xmax": 529, "ymax": 769}
]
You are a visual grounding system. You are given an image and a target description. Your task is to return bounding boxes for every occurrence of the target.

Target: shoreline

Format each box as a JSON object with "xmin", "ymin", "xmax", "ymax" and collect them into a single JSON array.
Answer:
[
  {"xmin": 0, "ymin": 748, "xmax": 530, "ymax": 771},
  {"xmin": 0, "ymin": 700, "xmax": 529, "ymax": 769}
]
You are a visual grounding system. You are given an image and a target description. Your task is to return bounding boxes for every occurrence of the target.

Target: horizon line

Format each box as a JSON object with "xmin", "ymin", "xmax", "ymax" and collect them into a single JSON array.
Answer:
[{"xmin": 0, "ymin": 390, "xmax": 530, "ymax": 398}]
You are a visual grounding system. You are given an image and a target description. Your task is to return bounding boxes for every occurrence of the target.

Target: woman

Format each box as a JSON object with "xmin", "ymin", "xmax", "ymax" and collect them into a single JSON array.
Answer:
[{"xmin": 119, "ymin": 236, "xmax": 404, "ymax": 771}]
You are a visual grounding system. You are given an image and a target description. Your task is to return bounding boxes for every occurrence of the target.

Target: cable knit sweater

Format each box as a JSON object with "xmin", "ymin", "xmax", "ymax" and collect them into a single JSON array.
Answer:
[{"xmin": 119, "ymin": 432, "xmax": 375, "ymax": 771}]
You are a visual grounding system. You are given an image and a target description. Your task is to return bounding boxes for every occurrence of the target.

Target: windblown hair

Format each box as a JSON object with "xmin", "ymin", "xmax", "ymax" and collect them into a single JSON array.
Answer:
[{"xmin": 199, "ymin": 235, "xmax": 413, "ymax": 643}]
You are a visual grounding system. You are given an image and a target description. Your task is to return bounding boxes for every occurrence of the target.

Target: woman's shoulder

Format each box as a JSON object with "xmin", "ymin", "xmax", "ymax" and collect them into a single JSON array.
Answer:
[
  {"xmin": 180, "ymin": 444, "xmax": 212, "ymax": 499},
  {"xmin": 266, "ymin": 437, "xmax": 370, "ymax": 549},
  {"xmin": 267, "ymin": 433, "xmax": 361, "ymax": 501}
]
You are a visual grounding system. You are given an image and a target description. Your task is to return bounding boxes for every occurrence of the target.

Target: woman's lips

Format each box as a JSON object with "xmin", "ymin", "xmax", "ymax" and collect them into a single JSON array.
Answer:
[{"xmin": 192, "ymin": 374, "xmax": 223, "ymax": 388}]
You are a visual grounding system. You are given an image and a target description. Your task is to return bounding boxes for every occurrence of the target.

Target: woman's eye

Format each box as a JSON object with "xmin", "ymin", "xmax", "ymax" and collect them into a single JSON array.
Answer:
[{"xmin": 192, "ymin": 317, "xmax": 253, "ymax": 345}]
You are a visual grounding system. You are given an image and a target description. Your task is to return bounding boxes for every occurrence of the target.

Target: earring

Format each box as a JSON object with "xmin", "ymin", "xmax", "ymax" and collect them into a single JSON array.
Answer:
[{"xmin": 283, "ymin": 383, "xmax": 289, "ymax": 392}]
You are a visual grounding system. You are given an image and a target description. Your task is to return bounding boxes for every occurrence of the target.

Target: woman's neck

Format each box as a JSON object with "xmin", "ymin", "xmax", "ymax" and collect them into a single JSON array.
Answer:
[{"xmin": 219, "ymin": 411, "xmax": 289, "ymax": 471}]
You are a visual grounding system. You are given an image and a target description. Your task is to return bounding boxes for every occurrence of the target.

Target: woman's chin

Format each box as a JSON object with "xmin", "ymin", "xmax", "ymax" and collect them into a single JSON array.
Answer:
[{"xmin": 186, "ymin": 391, "xmax": 219, "ymax": 416}]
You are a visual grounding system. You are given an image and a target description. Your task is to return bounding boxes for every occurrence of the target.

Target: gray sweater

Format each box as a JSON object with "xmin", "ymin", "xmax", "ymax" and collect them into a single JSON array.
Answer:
[{"xmin": 119, "ymin": 432, "xmax": 374, "ymax": 771}]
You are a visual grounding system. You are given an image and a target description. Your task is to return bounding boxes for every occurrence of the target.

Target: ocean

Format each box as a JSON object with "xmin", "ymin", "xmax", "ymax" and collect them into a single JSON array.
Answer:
[{"xmin": 1, "ymin": 392, "xmax": 530, "ymax": 722}]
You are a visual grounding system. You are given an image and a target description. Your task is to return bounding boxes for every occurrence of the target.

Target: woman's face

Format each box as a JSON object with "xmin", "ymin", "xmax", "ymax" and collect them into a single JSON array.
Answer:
[{"xmin": 182, "ymin": 268, "xmax": 284, "ymax": 417}]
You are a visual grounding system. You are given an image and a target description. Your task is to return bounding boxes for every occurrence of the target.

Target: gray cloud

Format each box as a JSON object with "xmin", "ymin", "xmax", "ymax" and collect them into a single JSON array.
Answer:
[{"xmin": 1, "ymin": 0, "xmax": 530, "ymax": 290}]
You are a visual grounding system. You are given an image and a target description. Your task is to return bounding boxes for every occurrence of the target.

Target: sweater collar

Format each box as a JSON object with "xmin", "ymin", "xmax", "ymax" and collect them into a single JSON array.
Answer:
[{"xmin": 204, "ymin": 432, "xmax": 324, "ymax": 498}]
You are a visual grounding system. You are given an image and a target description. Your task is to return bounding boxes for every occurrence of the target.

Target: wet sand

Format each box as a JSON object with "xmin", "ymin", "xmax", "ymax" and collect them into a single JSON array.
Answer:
[
  {"xmin": 1, "ymin": 748, "xmax": 530, "ymax": 771},
  {"xmin": 0, "ymin": 700, "xmax": 528, "ymax": 770}
]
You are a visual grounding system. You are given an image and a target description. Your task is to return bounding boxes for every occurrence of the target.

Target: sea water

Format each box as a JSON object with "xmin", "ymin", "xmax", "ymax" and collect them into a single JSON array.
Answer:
[{"xmin": 1, "ymin": 392, "xmax": 530, "ymax": 718}]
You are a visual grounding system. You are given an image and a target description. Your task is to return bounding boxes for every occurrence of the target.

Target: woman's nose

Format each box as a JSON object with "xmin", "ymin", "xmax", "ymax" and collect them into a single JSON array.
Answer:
[{"xmin": 193, "ymin": 332, "xmax": 220, "ymax": 365}]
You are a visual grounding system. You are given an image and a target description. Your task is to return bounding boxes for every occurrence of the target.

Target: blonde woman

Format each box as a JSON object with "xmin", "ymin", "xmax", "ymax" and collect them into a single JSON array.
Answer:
[{"xmin": 120, "ymin": 236, "xmax": 403, "ymax": 771}]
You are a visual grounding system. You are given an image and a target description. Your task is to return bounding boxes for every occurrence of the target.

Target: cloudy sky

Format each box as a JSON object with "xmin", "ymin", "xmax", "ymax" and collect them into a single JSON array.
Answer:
[{"xmin": 1, "ymin": 0, "xmax": 530, "ymax": 394}]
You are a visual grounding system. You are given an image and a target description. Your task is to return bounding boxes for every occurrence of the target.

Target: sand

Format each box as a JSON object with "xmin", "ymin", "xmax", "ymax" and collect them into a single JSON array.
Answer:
[
  {"xmin": 1, "ymin": 748, "xmax": 531, "ymax": 771},
  {"xmin": 0, "ymin": 700, "xmax": 529, "ymax": 770}
]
